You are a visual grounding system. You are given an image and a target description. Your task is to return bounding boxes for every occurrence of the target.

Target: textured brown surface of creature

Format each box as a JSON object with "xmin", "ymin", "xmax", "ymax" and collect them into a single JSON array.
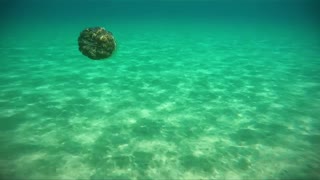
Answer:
[{"xmin": 78, "ymin": 27, "xmax": 116, "ymax": 60}]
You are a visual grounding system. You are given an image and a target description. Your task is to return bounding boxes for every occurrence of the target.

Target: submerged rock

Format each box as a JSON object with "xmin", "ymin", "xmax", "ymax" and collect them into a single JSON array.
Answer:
[{"xmin": 78, "ymin": 27, "xmax": 116, "ymax": 60}]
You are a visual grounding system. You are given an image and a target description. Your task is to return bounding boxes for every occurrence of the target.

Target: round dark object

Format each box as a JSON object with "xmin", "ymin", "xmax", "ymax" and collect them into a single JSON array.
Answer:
[{"xmin": 78, "ymin": 27, "xmax": 116, "ymax": 60}]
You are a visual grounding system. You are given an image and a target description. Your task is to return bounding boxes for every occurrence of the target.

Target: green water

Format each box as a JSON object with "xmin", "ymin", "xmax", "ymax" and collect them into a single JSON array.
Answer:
[{"xmin": 1, "ymin": 1, "xmax": 320, "ymax": 179}]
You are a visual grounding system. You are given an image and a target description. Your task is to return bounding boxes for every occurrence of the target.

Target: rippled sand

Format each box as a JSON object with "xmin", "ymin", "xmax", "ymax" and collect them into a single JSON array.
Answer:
[{"xmin": 0, "ymin": 21, "xmax": 319, "ymax": 179}]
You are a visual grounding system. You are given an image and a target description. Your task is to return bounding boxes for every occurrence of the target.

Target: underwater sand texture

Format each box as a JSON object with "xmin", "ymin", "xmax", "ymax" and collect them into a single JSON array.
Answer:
[{"xmin": 0, "ymin": 23, "xmax": 320, "ymax": 179}]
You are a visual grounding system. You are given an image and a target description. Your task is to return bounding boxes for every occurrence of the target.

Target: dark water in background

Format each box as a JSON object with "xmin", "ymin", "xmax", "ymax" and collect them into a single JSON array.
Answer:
[
  {"xmin": 1, "ymin": 0, "xmax": 319, "ymax": 23},
  {"xmin": 1, "ymin": 0, "xmax": 320, "ymax": 179}
]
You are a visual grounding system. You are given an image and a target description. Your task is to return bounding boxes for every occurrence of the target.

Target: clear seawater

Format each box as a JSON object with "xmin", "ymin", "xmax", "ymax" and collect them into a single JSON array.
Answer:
[{"xmin": 1, "ymin": 1, "xmax": 320, "ymax": 179}]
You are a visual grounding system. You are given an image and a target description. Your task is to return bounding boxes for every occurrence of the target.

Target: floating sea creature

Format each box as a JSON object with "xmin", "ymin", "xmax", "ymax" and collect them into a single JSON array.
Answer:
[{"xmin": 78, "ymin": 27, "xmax": 116, "ymax": 60}]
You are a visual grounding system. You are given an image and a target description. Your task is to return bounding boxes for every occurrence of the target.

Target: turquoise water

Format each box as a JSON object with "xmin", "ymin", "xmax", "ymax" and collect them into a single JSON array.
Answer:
[{"xmin": 1, "ymin": 1, "xmax": 320, "ymax": 179}]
